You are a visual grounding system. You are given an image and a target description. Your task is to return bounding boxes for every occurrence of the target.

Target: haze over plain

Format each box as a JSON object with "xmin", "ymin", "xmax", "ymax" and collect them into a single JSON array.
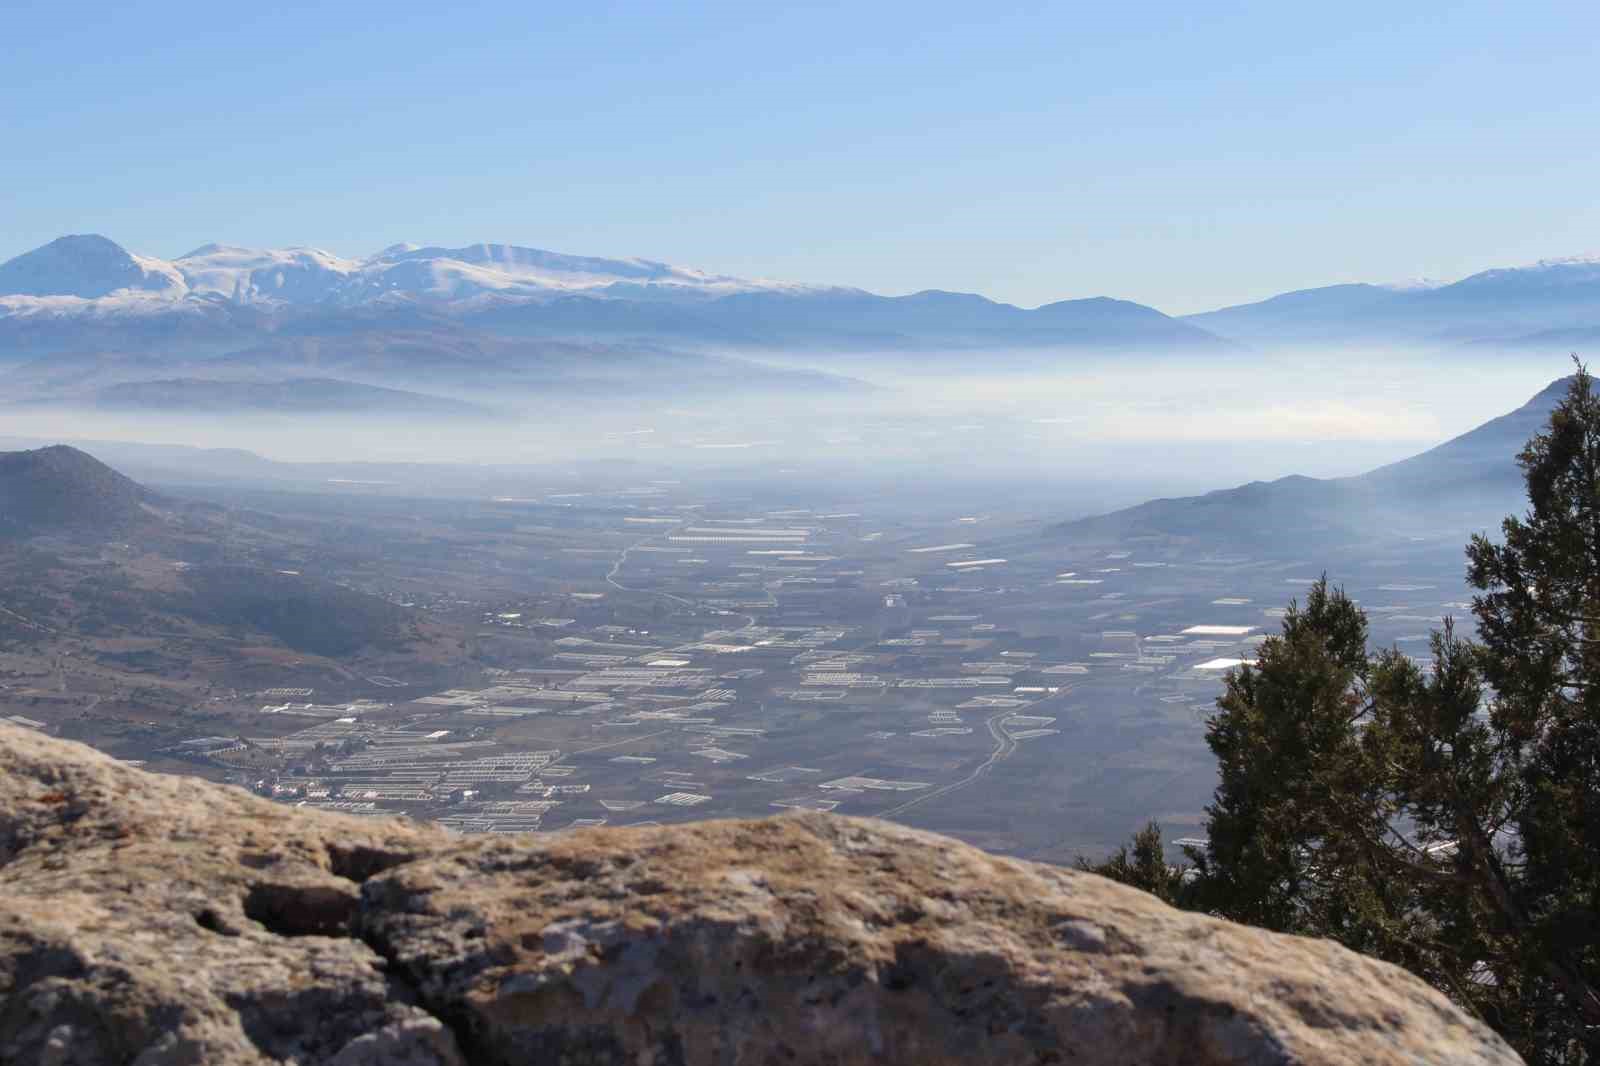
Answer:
[{"xmin": 3, "ymin": 0, "xmax": 1599, "ymax": 972}]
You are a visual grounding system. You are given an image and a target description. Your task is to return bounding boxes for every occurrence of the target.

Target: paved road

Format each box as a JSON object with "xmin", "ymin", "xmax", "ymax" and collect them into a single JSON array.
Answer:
[
  {"xmin": 878, "ymin": 686, "xmax": 1074, "ymax": 822},
  {"xmin": 877, "ymin": 709, "xmax": 1022, "ymax": 821},
  {"xmin": 606, "ymin": 537, "xmax": 756, "ymax": 628},
  {"xmin": 0, "ymin": 602, "xmax": 58, "ymax": 635}
]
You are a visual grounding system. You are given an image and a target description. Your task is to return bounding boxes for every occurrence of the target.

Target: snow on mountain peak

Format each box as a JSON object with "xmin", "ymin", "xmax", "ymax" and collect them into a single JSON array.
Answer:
[
  {"xmin": 178, "ymin": 243, "xmax": 249, "ymax": 259},
  {"xmin": 0, "ymin": 236, "xmax": 821, "ymax": 311},
  {"xmin": 1445, "ymin": 254, "xmax": 1600, "ymax": 292},
  {"xmin": 359, "ymin": 242, "xmax": 768, "ymax": 295},
  {"xmin": 171, "ymin": 244, "xmax": 361, "ymax": 303},
  {"xmin": 1524, "ymin": 254, "xmax": 1600, "ymax": 270},
  {"xmin": 1376, "ymin": 277, "xmax": 1448, "ymax": 292},
  {"xmin": 0, "ymin": 234, "xmax": 186, "ymax": 300}
]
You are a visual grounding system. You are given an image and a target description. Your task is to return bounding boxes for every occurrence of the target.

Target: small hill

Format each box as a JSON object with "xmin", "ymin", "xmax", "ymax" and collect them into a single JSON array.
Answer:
[
  {"xmin": 0, "ymin": 444, "xmax": 158, "ymax": 536},
  {"xmin": 0, "ymin": 722, "xmax": 1519, "ymax": 1065}
]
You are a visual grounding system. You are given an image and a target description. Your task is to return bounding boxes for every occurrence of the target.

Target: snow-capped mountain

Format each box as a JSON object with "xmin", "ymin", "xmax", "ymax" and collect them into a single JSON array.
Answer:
[
  {"xmin": 0, "ymin": 235, "xmax": 187, "ymax": 302},
  {"xmin": 7, "ymin": 234, "xmax": 1600, "ymax": 357},
  {"xmin": 349, "ymin": 242, "xmax": 810, "ymax": 302},
  {"xmin": 172, "ymin": 244, "xmax": 360, "ymax": 303},
  {"xmin": 0, "ymin": 233, "xmax": 1231, "ymax": 365},
  {"xmin": 0, "ymin": 235, "xmax": 831, "ymax": 316}
]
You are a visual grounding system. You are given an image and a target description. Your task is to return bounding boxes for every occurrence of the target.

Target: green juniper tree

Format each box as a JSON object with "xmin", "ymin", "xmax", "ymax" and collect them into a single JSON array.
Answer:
[
  {"xmin": 1188, "ymin": 578, "xmax": 1378, "ymax": 932},
  {"xmin": 1092, "ymin": 365, "xmax": 1600, "ymax": 1063},
  {"xmin": 1460, "ymin": 362, "xmax": 1600, "ymax": 1055},
  {"xmin": 1075, "ymin": 820, "xmax": 1189, "ymax": 906}
]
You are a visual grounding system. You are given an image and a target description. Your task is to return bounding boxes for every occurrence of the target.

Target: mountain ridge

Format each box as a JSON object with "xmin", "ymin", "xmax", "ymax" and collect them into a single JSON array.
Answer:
[
  {"xmin": 8, "ymin": 233, "xmax": 1600, "ymax": 365},
  {"xmin": 0, "ymin": 234, "xmax": 1227, "ymax": 355},
  {"xmin": 0, "ymin": 236, "xmax": 1231, "ymax": 383},
  {"xmin": 0, "ymin": 234, "xmax": 852, "ymax": 311},
  {"xmin": 1051, "ymin": 375, "xmax": 1575, "ymax": 545},
  {"xmin": 1186, "ymin": 257, "xmax": 1600, "ymax": 348}
]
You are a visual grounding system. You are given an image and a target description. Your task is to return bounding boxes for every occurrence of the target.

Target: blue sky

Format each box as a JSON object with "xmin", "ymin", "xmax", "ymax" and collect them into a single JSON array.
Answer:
[{"xmin": 4, "ymin": 0, "xmax": 1597, "ymax": 313}]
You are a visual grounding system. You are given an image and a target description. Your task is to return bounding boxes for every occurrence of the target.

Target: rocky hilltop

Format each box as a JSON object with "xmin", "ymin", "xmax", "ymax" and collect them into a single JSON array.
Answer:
[{"xmin": 0, "ymin": 723, "xmax": 1518, "ymax": 1065}]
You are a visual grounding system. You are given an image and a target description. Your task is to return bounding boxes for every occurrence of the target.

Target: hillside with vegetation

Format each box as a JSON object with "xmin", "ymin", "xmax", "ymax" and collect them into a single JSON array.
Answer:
[
  {"xmin": 0, "ymin": 444, "xmax": 160, "ymax": 536},
  {"xmin": 1086, "ymin": 368, "xmax": 1600, "ymax": 1063}
]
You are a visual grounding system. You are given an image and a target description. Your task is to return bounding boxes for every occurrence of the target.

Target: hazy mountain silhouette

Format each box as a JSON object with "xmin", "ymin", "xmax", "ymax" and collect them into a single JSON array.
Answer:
[
  {"xmin": 1187, "ymin": 259, "xmax": 1600, "ymax": 348},
  {"xmin": 1052, "ymin": 376, "xmax": 1573, "ymax": 544}
]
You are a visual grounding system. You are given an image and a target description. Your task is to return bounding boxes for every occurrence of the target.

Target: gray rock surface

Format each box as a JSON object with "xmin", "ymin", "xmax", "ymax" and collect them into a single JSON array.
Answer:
[{"xmin": 0, "ymin": 723, "xmax": 1521, "ymax": 1064}]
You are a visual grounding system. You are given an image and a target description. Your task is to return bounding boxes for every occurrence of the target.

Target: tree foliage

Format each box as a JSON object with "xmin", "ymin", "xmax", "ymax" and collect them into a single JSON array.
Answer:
[
  {"xmin": 1075, "ymin": 821, "xmax": 1189, "ymax": 906},
  {"xmin": 1091, "ymin": 365, "xmax": 1600, "ymax": 1063}
]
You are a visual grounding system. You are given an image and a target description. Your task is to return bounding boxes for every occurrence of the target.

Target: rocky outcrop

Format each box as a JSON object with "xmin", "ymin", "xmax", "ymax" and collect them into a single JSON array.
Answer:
[{"xmin": 0, "ymin": 723, "xmax": 1520, "ymax": 1065}]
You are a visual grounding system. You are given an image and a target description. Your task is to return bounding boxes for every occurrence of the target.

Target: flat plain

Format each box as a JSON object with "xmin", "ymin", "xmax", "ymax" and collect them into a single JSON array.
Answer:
[{"xmin": 0, "ymin": 463, "xmax": 1477, "ymax": 863}]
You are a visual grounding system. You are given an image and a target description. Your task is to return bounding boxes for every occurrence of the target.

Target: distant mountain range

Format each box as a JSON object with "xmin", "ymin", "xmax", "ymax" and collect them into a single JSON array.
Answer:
[
  {"xmin": 0, "ymin": 235, "xmax": 818, "ymax": 307},
  {"xmin": 0, "ymin": 234, "xmax": 1223, "ymax": 354},
  {"xmin": 1053, "ymin": 377, "xmax": 1571, "ymax": 546},
  {"xmin": 0, "ymin": 235, "xmax": 1232, "ymax": 411},
  {"xmin": 1184, "ymin": 257, "xmax": 1600, "ymax": 350},
  {"xmin": 3, "ymin": 234, "xmax": 1599, "ymax": 413}
]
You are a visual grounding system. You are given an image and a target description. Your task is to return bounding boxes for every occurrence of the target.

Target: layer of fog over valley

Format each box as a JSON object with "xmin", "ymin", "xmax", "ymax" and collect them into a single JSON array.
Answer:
[{"xmin": 0, "ymin": 230, "xmax": 1587, "ymax": 862}]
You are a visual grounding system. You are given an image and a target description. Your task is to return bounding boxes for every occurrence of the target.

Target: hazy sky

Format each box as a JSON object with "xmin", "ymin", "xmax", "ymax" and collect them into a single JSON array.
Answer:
[{"xmin": 5, "ymin": 0, "xmax": 1598, "ymax": 313}]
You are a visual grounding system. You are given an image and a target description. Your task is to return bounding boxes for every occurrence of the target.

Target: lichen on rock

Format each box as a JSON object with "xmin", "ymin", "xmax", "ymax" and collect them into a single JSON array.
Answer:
[{"xmin": 0, "ymin": 723, "xmax": 1520, "ymax": 1064}]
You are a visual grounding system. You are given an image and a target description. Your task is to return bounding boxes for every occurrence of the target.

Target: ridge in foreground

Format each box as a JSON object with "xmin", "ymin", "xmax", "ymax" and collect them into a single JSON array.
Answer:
[{"xmin": 0, "ymin": 723, "xmax": 1516, "ymax": 1065}]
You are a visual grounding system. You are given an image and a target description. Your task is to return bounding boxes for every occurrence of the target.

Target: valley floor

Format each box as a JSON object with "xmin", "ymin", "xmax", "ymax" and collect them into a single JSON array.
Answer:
[{"xmin": 1, "ymin": 475, "xmax": 1479, "ymax": 862}]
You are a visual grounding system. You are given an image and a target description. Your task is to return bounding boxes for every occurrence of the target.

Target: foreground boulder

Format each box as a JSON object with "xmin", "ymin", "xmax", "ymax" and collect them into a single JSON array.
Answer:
[{"xmin": 0, "ymin": 724, "xmax": 1519, "ymax": 1065}]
